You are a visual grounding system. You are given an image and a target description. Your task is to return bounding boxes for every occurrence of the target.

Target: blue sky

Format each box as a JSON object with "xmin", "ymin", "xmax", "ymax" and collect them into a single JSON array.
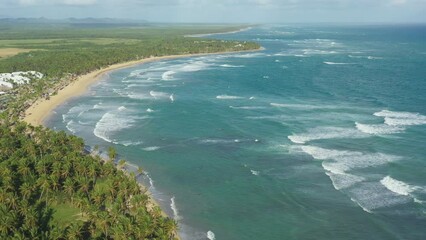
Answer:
[{"xmin": 1, "ymin": 0, "xmax": 425, "ymax": 23}]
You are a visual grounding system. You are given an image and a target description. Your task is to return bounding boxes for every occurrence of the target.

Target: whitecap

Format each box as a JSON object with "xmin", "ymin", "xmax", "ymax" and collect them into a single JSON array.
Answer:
[
  {"xmin": 142, "ymin": 146, "xmax": 161, "ymax": 151},
  {"xmin": 170, "ymin": 94, "xmax": 175, "ymax": 102},
  {"xmin": 66, "ymin": 120, "xmax": 77, "ymax": 134},
  {"xmin": 229, "ymin": 106, "xmax": 266, "ymax": 110},
  {"xmin": 145, "ymin": 173, "xmax": 155, "ymax": 190},
  {"xmin": 93, "ymin": 112, "xmax": 135, "ymax": 143},
  {"xmin": 150, "ymin": 90, "xmax": 170, "ymax": 99},
  {"xmin": 288, "ymin": 127, "xmax": 367, "ymax": 144},
  {"xmin": 325, "ymin": 172, "xmax": 365, "ymax": 190},
  {"xmin": 170, "ymin": 197, "xmax": 182, "ymax": 220},
  {"xmin": 270, "ymin": 102, "xmax": 347, "ymax": 110},
  {"xmin": 207, "ymin": 231, "xmax": 216, "ymax": 240},
  {"xmin": 380, "ymin": 176, "xmax": 420, "ymax": 196},
  {"xmin": 216, "ymin": 95, "xmax": 244, "ymax": 100},
  {"xmin": 127, "ymin": 93, "xmax": 152, "ymax": 100},
  {"xmin": 146, "ymin": 108, "xmax": 155, "ymax": 113},
  {"xmin": 251, "ymin": 170, "xmax": 260, "ymax": 176},
  {"xmin": 324, "ymin": 62, "xmax": 355, "ymax": 65},
  {"xmin": 220, "ymin": 64, "xmax": 245, "ymax": 68},
  {"xmin": 162, "ymin": 71, "xmax": 175, "ymax": 80},
  {"xmin": 116, "ymin": 140, "xmax": 143, "ymax": 147},
  {"xmin": 355, "ymin": 122, "xmax": 404, "ymax": 135},
  {"xmin": 118, "ymin": 106, "xmax": 127, "ymax": 111},
  {"xmin": 301, "ymin": 145, "xmax": 400, "ymax": 173},
  {"xmin": 348, "ymin": 182, "xmax": 411, "ymax": 212},
  {"xmin": 374, "ymin": 110, "xmax": 426, "ymax": 126}
]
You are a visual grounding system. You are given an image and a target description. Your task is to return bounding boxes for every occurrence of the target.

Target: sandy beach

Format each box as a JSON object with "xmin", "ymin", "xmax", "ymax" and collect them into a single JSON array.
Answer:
[{"xmin": 23, "ymin": 49, "xmax": 259, "ymax": 127}]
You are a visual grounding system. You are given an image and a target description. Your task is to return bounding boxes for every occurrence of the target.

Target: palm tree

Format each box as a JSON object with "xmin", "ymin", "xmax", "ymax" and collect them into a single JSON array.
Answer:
[
  {"xmin": 63, "ymin": 178, "xmax": 75, "ymax": 199},
  {"xmin": 66, "ymin": 223, "xmax": 82, "ymax": 240},
  {"xmin": 37, "ymin": 174, "xmax": 51, "ymax": 201},
  {"xmin": 118, "ymin": 159, "xmax": 126, "ymax": 170},
  {"xmin": 108, "ymin": 146, "xmax": 117, "ymax": 162},
  {"xmin": 96, "ymin": 211, "xmax": 110, "ymax": 237},
  {"xmin": 19, "ymin": 182, "xmax": 33, "ymax": 200}
]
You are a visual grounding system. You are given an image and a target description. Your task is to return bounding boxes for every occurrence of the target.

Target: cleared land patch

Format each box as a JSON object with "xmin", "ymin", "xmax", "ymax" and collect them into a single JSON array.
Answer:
[{"xmin": 0, "ymin": 48, "xmax": 33, "ymax": 58}]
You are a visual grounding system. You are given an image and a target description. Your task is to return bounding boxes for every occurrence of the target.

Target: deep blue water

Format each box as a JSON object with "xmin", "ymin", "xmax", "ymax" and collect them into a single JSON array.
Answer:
[{"xmin": 47, "ymin": 25, "xmax": 426, "ymax": 240}]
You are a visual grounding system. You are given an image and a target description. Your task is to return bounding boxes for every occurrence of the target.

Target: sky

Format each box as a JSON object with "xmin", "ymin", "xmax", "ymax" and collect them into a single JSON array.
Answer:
[{"xmin": 1, "ymin": 0, "xmax": 425, "ymax": 23}]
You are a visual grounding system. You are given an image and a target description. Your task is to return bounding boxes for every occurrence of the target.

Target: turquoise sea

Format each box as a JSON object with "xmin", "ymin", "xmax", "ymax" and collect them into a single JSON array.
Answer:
[{"xmin": 47, "ymin": 25, "xmax": 426, "ymax": 239}]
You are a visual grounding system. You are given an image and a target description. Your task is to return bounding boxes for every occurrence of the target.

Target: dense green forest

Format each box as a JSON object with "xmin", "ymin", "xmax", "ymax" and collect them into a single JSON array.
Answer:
[{"xmin": 0, "ymin": 21, "xmax": 260, "ymax": 239}]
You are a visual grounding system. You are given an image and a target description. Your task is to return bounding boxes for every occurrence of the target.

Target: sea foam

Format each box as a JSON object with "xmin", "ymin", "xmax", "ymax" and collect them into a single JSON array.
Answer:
[
  {"xmin": 374, "ymin": 110, "xmax": 426, "ymax": 126},
  {"xmin": 94, "ymin": 112, "xmax": 135, "ymax": 143},
  {"xmin": 216, "ymin": 95, "xmax": 244, "ymax": 100},
  {"xmin": 380, "ymin": 176, "xmax": 420, "ymax": 196},
  {"xmin": 325, "ymin": 172, "xmax": 365, "ymax": 190},
  {"xmin": 171, "ymin": 196, "xmax": 182, "ymax": 220},
  {"xmin": 324, "ymin": 62, "xmax": 355, "ymax": 65},
  {"xmin": 355, "ymin": 122, "xmax": 404, "ymax": 135},
  {"xmin": 288, "ymin": 127, "xmax": 366, "ymax": 144},
  {"xmin": 348, "ymin": 182, "xmax": 411, "ymax": 213},
  {"xmin": 207, "ymin": 231, "xmax": 216, "ymax": 240},
  {"xmin": 301, "ymin": 145, "xmax": 400, "ymax": 173}
]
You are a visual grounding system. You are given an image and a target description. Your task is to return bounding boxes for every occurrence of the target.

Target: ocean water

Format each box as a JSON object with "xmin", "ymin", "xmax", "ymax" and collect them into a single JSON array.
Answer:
[{"xmin": 47, "ymin": 25, "xmax": 426, "ymax": 239}]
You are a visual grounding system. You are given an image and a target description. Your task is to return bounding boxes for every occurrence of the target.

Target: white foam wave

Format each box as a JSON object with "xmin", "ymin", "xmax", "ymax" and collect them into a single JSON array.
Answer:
[
  {"xmin": 207, "ymin": 231, "xmax": 216, "ymax": 240},
  {"xmin": 380, "ymin": 176, "xmax": 420, "ymax": 196},
  {"xmin": 368, "ymin": 56, "xmax": 383, "ymax": 60},
  {"xmin": 251, "ymin": 170, "xmax": 260, "ymax": 176},
  {"xmin": 142, "ymin": 146, "xmax": 161, "ymax": 151},
  {"xmin": 94, "ymin": 112, "xmax": 135, "ymax": 143},
  {"xmin": 170, "ymin": 94, "xmax": 175, "ymax": 102},
  {"xmin": 324, "ymin": 62, "xmax": 355, "ymax": 65},
  {"xmin": 325, "ymin": 172, "xmax": 365, "ymax": 190},
  {"xmin": 127, "ymin": 93, "xmax": 152, "ymax": 100},
  {"xmin": 170, "ymin": 197, "xmax": 182, "ymax": 220},
  {"xmin": 146, "ymin": 108, "xmax": 155, "ymax": 113},
  {"xmin": 66, "ymin": 120, "xmax": 77, "ymax": 134},
  {"xmin": 233, "ymin": 52, "xmax": 265, "ymax": 58},
  {"xmin": 118, "ymin": 106, "xmax": 127, "ymax": 111},
  {"xmin": 349, "ymin": 182, "xmax": 411, "ymax": 212},
  {"xmin": 200, "ymin": 139, "xmax": 237, "ymax": 144},
  {"xmin": 270, "ymin": 102, "xmax": 343, "ymax": 110},
  {"xmin": 355, "ymin": 122, "xmax": 404, "ymax": 135},
  {"xmin": 384, "ymin": 117, "xmax": 426, "ymax": 126},
  {"xmin": 348, "ymin": 55, "xmax": 383, "ymax": 60},
  {"xmin": 374, "ymin": 110, "xmax": 426, "ymax": 126},
  {"xmin": 216, "ymin": 95, "xmax": 244, "ymax": 100},
  {"xmin": 288, "ymin": 127, "xmax": 366, "ymax": 144},
  {"xmin": 301, "ymin": 145, "xmax": 400, "ymax": 173},
  {"xmin": 145, "ymin": 173, "xmax": 155, "ymax": 190},
  {"xmin": 162, "ymin": 71, "xmax": 175, "ymax": 80},
  {"xmin": 230, "ymin": 106, "xmax": 266, "ymax": 110},
  {"xmin": 117, "ymin": 140, "xmax": 143, "ymax": 147},
  {"xmin": 220, "ymin": 64, "xmax": 245, "ymax": 68},
  {"xmin": 150, "ymin": 90, "xmax": 170, "ymax": 99}
]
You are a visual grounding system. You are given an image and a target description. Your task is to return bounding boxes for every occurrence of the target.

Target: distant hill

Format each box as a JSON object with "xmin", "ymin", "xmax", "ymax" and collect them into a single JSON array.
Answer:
[{"xmin": 0, "ymin": 17, "xmax": 148, "ymax": 24}]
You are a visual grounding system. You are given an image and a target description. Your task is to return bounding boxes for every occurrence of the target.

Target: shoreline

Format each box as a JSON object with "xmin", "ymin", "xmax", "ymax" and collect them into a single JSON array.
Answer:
[
  {"xmin": 185, "ymin": 26, "xmax": 254, "ymax": 38},
  {"xmin": 23, "ymin": 48, "xmax": 261, "ymax": 127}
]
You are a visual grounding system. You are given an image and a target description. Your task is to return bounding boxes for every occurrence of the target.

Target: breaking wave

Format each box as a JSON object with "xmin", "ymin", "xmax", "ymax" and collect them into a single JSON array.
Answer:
[
  {"xmin": 94, "ymin": 112, "xmax": 135, "ymax": 143},
  {"xmin": 288, "ymin": 127, "xmax": 366, "ymax": 144}
]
